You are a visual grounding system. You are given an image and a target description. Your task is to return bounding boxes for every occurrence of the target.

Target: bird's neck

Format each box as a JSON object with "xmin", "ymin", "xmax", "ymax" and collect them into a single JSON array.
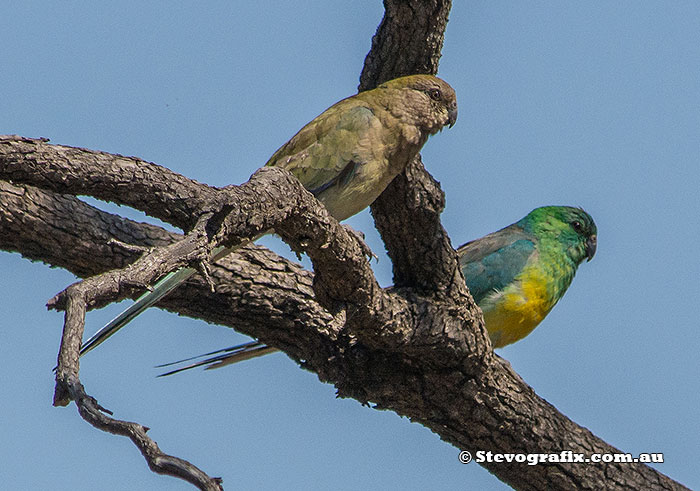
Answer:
[{"xmin": 534, "ymin": 239, "xmax": 579, "ymax": 303}]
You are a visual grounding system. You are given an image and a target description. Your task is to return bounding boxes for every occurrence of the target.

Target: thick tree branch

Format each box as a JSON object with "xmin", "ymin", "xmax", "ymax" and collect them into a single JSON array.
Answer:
[
  {"xmin": 372, "ymin": 155, "xmax": 467, "ymax": 292},
  {"xmin": 0, "ymin": 0, "xmax": 689, "ymax": 489},
  {"xmin": 360, "ymin": 0, "xmax": 451, "ymax": 90},
  {"xmin": 0, "ymin": 178, "xmax": 333, "ymax": 355},
  {"xmin": 1, "ymin": 143, "xmax": 686, "ymax": 490},
  {"xmin": 361, "ymin": 1, "xmax": 467, "ymax": 297},
  {"xmin": 0, "ymin": 135, "xmax": 214, "ymax": 230}
]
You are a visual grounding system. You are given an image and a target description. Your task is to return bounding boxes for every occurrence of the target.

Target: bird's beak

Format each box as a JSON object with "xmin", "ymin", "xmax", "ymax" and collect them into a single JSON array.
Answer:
[
  {"xmin": 447, "ymin": 103, "xmax": 458, "ymax": 128},
  {"xmin": 586, "ymin": 235, "xmax": 597, "ymax": 261}
]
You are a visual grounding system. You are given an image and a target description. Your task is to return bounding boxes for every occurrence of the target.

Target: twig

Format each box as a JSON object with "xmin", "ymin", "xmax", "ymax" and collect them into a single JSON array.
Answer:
[{"xmin": 53, "ymin": 283, "xmax": 223, "ymax": 489}]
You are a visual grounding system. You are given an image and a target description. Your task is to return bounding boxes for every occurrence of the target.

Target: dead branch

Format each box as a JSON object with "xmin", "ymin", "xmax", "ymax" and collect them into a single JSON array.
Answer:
[{"xmin": 0, "ymin": 0, "xmax": 690, "ymax": 488}]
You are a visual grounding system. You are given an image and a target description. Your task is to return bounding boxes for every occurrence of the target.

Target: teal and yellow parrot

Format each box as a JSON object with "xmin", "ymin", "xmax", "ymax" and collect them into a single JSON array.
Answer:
[
  {"xmin": 457, "ymin": 205, "xmax": 596, "ymax": 348},
  {"xmin": 157, "ymin": 205, "xmax": 596, "ymax": 375},
  {"xmin": 79, "ymin": 74, "xmax": 458, "ymax": 356}
]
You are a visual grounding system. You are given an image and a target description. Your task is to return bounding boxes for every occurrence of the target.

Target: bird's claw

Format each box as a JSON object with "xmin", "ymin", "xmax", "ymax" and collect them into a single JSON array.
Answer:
[
  {"xmin": 195, "ymin": 259, "xmax": 216, "ymax": 292},
  {"xmin": 342, "ymin": 224, "xmax": 377, "ymax": 261}
]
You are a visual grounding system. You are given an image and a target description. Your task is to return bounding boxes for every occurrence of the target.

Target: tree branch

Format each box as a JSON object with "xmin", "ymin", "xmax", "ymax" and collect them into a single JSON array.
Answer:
[
  {"xmin": 0, "ymin": 178, "xmax": 333, "ymax": 353},
  {"xmin": 0, "ymin": 135, "xmax": 213, "ymax": 230},
  {"xmin": 360, "ymin": 0, "xmax": 451, "ymax": 90},
  {"xmin": 58, "ymin": 292, "xmax": 223, "ymax": 491},
  {"xmin": 1, "ymin": 140, "xmax": 686, "ymax": 490},
  {"xmin": 0, "ymin": 0, "xmax": 689, "ymax": 488}
]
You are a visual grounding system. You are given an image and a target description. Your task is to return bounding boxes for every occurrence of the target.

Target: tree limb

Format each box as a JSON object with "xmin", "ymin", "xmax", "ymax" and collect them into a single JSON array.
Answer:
[
  {"xmin": 1, "ymin": 138, "xmax": 687, "ymax": 490},
  {"xmin": 58, "ymin": 291, "xmax": 223, "ymax": 491},
  {"xmin": 0, "ymin": 134, "xmax": 212, "ymax": 230},
  {"xmin": 0, "ymin": 0, "xmax": 689, "ymax": 488}
]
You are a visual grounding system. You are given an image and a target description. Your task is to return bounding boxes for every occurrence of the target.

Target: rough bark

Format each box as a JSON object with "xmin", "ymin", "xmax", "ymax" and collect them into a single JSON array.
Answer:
[
  {"xmin": 0, "ymin": 1, "xmax": 688, "ymax": 490},
  {"xmin": 0, "ymin": 144, "xmax": 686, "ymax": 491}
]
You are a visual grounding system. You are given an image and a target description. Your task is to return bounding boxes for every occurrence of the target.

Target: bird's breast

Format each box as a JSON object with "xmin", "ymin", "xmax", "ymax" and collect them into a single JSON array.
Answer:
[
  {"xmin": 317, "ymin": 135, "xmax": 421, "ymax": 221},
  {"xmin": 480, "ymin": 266, "xmax": 560, "ymax": 348}
]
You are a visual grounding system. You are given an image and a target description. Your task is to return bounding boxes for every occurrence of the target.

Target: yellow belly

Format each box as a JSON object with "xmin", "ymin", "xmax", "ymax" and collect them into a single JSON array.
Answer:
[{"xmin": 482, "ymin": 274, "xmax": 555, "ymax": 348}]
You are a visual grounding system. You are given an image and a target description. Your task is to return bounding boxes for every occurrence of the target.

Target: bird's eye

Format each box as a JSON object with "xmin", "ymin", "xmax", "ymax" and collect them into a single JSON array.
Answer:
[
  {"xmin": 571, "ymin": 220, "xmax": 583, "ymax": 232},
  {"xmin": 429, "ymin": 88, "xmax": 441, "ymax": 101}
]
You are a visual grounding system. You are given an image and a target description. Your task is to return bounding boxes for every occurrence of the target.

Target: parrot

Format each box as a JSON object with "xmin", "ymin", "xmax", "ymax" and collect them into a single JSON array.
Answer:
[
  {"xmin": 457, "ymin": 205, "xmax": 596, "ymax": 348},
  {"xmin": 156, "ymin": 205, "xmax": 597, "ymax": 375},
  {"xmin": 79, "ymin": 74, "xmax": 458, "ymax": 357}
]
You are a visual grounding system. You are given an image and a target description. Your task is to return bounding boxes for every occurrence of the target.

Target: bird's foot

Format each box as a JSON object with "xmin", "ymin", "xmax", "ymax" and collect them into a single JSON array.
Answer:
[{"xmin": 342, "ymin": 224, "xmax": 377, "ymax": 261}]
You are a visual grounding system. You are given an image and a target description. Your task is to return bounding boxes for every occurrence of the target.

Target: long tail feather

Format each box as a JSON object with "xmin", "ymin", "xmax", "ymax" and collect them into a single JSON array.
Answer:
[
  {"xmin": 154, "ymin": 343, "xmax": 253, "ymax": 368},
  {"xmin": 79, "ymin": 237, "xmax": 264, "ymax": 358},
  {"xmin": 80, "ymin": 266, "xmax": 197, "ymax": 356},
  {"xmin": 156, "ymin": 341, "xmax": 278, "ymax": 376}
]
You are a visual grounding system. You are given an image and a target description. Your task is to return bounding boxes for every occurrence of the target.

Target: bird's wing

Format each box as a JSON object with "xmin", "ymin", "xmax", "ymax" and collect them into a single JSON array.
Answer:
[
  {"xmin": 266, "ymin": 102, "xmax": 380, "ymax": 194},
  {"xmin": 457, "ymin": 224, "xmax": 537, "ymax": 303}
]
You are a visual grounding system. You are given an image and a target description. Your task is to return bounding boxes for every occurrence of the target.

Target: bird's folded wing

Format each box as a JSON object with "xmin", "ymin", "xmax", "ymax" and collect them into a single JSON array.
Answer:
[
  {"xmin": 266, "ymin": 103, "xmax": 379, "ymax": 193},
  {"xmin": 457, "ymin": 225, "xmax": 536, "ymax": 303}
]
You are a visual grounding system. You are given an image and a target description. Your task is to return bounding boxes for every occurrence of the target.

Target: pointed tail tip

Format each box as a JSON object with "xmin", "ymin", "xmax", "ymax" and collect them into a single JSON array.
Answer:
[{"xmin": 155, "ymin": 342, "xmax": 276, "ymax": 377}]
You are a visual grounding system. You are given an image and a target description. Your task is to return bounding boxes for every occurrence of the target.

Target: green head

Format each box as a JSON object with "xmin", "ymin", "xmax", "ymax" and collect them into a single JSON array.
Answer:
[{"xmin": 519, "ymin": 206, "xmax": 597, "ymax": 265}]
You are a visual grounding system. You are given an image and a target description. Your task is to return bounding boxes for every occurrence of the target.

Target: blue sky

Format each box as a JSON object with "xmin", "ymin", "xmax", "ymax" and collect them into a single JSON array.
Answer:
[{"xmin": 1, "ymin": 2, "xmax": 698, "ymax": 489}]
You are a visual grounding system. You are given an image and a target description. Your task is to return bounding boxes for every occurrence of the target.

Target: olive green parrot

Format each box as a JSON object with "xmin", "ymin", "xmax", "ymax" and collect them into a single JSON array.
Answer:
[{"xmin": 79, "ymin": 74, "xmax": 458, "ymax": 356}]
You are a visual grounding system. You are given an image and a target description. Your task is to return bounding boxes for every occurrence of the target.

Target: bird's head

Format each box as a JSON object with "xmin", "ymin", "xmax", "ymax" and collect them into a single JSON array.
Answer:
[
  {"xmin": 377, "ymin": 74, "xmax": 458, "ymax": 134},
  {"xmin": 522, "ymin": 206, "xmax": 597, "ymax": 265}
]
